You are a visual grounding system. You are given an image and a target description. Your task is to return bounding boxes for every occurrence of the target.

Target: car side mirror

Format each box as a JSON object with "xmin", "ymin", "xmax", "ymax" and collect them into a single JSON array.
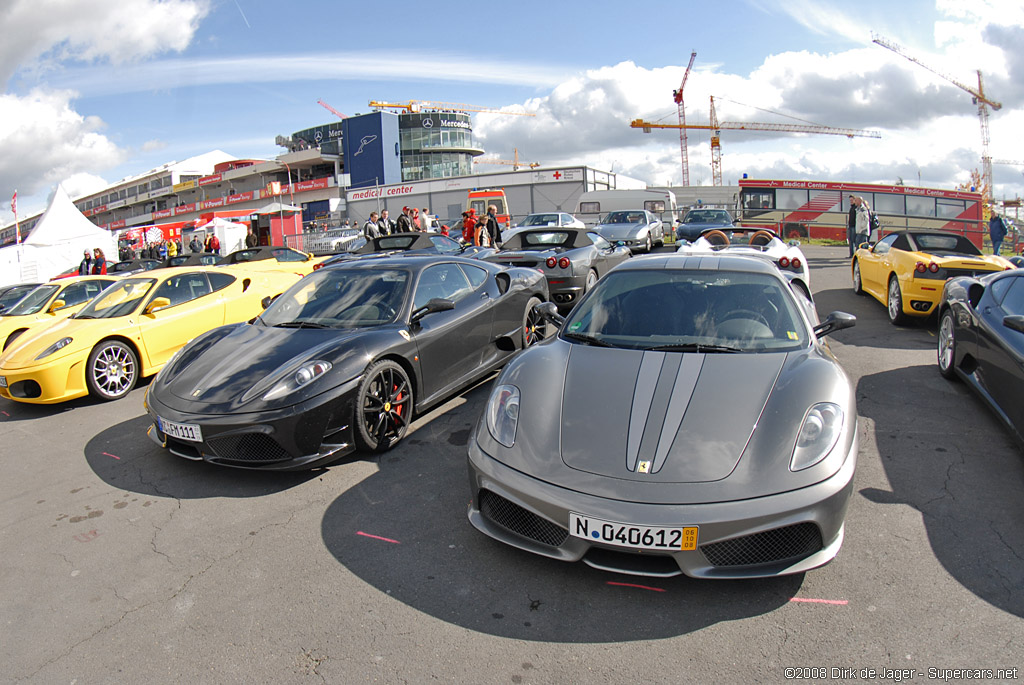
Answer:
[
  {"xmin": 535, "ymin": 301, "xmax": 565, "ymax": 327},
  {"xmin": 47, "ymin": 299, "xmax": 66, "ymax": 313},
  {"xmin": 261, "ymin": 294, "xmax": 280, "ymax": 309},
  {"xmin": 411, "ymin": 297, "xmax": 455, "ymax": 324},
  {"xmin": 144, "ymin": 297, "xmax": 171, "ymax": 315},
  {"xmin": 1003, "ymin": 315, "xmax": 1024, "ymax": 334},
  {"xmin": 813, "ymin": 311, "xmax": 856, "ymax": 338}
]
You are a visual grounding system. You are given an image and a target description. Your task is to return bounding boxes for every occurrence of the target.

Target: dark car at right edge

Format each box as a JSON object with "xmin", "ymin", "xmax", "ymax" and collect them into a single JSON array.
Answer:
[{"xmin": 937, "ymin": 268, "xmax": 1024, "ymax": 445}]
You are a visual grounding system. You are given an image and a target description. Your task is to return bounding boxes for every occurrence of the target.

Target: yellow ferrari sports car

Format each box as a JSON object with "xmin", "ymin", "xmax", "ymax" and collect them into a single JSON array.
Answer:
[
  {"xmin": 852, "ymin": 230, "xmax": 1014, "ymax": 325},
  {"xmin": 217, "ymin": 246, "xmax": 331, "ymax": 277},
  {"xmin": 0, "ymin": 276, "xmax": 118, "ymax": 351},
  {"xmin": 0, "ymin": 267, "xmax": 300, "ymax": 404}
]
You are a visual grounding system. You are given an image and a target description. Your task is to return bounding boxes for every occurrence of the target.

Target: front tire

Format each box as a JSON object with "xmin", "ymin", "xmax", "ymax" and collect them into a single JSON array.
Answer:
[
  {"xmin": 522, "ymin": 296, "xmax": 546, "ymax": 347},
  {"xmin": 852, "ymin": 260, "xmax": 864, "ymax": 295},
  {"xmin": 355, "ymin": 360, "xmax": 413, "ymax": 452},
  {"xmin": 585, "ymin": 269, "xmax": 598, "ymax": 292},
  {"xmin": 86, "ymin": 340, "xmax": 138, "ymax": 401},
  {"xmin": 887, "ymin": 276, "xmax": 908, "ymax": 325},
  {"xmin": 644, "ymin": 233, "xmax": 653, "ymax": 253},
  {"xmin": 937, "ymin": 309, "xmax": 958, "ymax": 380}
]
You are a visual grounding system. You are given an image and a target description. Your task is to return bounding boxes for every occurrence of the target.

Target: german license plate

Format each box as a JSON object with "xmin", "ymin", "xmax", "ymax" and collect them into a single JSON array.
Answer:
[
  {"xmin": 570, "ymin": 513, "xmax": 697, "ymax": 551},
  {"xmin": 0, "ymin": 376, "xmax": 6, "ymax": 388},
  {"xmin": 158, "ymin": 416, "xmax": 203, "ymax": 442}
]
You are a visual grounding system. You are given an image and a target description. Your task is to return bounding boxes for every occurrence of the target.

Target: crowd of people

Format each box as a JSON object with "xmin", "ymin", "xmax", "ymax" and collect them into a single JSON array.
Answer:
[
  {"xmin": 116, "ymin": 232, "xmax": 231, "ymax": 262},
  {"xmin": 78, "ymin": 248, "xmax": 108, "ymax": 275},
  {"xmin": 359, "ymin": 205, "xmax": 502, "ymax": 248}
]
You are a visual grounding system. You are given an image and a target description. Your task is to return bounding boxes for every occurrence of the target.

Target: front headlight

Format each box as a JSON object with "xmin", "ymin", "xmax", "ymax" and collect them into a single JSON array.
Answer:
[
  {"xmin": 262, "ymin": 360, "xmax": 332, "ymax": 401},
  {"xmin": 36, "ymin": 337, "xmax": 73, "ymax": 360},
  {"xmin": 485, "ymin": 384, "xmax": 520, "ymax": 448},
  {"xmin": 790, "ymin": 402, "xmax": 843, "ymax": 471}
]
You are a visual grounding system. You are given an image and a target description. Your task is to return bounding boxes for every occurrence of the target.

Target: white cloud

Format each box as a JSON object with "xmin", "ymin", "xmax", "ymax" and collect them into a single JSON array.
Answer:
[
  {"xmin": 59, "ymin": 171, "xmax": 111, "ymax": 200},
  {"xmin": 0, "ymin": 0, "xmax": 208, "ymax": 84}
]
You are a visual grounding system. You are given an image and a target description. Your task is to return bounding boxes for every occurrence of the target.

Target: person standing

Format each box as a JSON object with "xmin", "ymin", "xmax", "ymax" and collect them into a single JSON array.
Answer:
[
  {"xmin": 461, "ymin": 211, "xmax": 476, "ymax": 244},
  {"xmin": 245, "ymin": 229, "xmax": 258, "ymax": 248},
  {"xmin": 847, "ymin": 194, "xmax": 859, "ymax": 257},
  {"xmin": 209, "ymin": 232, "xmax": 221, "ymax": 255},
  {"xmin": 396, "ymin": 207, "xmax": 413, "ymax": 233},
  {"xmin": 92, "ymin": 248, "xmax": 107, "ymax": 274},
  {"xmin": 167, "ymin": 238, "xmax": 178, "ymax": 259},
  {"xmin": 378, "ymin": 209, "xmax": 394, "ymax": 236},
  {"xmin": 990, "ymin": 213, "xmax": 1008, "ymax": 255},
  {"xmin": 78, "ymin": 249, "xmax": 93, "ymax": 275},
  {"xmin": 421, "ymin": 208, "xmax": 433, "ymax": 231},
  {"xmin": 485, "ymin": 204, "xmax": 502, "ymax": 248},
  {"xmin": 411, "ymin": 207, "xmax": 421, "ymax": 231},
  {"xmin": 364, "ymin": 211, "xmax": 381, "ymax": 239},
  {"xmin": 190, "ymin": 234, "xmax": 204, "ymax": 253},
  {"xmin": 854, "ymin": 196, "xmax": 871, "ymax": 247}
]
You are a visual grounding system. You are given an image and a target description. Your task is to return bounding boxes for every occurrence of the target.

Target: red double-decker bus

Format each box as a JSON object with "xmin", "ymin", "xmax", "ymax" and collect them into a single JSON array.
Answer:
[{"xmin": 738, "ymin": 179, "xmax": 984, "ymax": 248}]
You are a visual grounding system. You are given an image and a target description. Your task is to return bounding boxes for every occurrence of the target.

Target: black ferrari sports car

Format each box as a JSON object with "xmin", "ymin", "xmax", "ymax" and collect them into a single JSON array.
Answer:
[
  {"xmin": 937, "ymin": 268, "xmax": 1024, "ymax": 445},
  {"xmin": 483, "ymin": 228, "xmax": 632, "ymax": 310},
  {"xmin": 144, "ymin": 255, "xmax": 549, "ymax": 469},
  {"xmin": 314, "ymin": 232, "xmax": 492, "ymax": 270}
]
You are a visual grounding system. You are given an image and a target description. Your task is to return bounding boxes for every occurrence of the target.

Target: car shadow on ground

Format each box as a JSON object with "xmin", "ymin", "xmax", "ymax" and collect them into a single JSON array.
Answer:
[
  {"xmin": 83, "ymin": 414, "xmax": 319, "ymax": 498},
  {"xmin": 321, "ymin": 382, "xmax": 803, "ymax": 643},
  {"xmin": 813, "ymin": 287, "xmax": 937, "ymax": 352},
  {"xmin": 857, "ymin": 364, "xmax": 1024, "ymax": 618}
]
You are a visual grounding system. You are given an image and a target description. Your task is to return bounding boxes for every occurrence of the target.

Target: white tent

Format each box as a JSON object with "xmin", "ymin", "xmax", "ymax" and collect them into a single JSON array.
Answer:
[{"xmin": 0, "ymin": 186, "xmax": 117, "ymax": 286}]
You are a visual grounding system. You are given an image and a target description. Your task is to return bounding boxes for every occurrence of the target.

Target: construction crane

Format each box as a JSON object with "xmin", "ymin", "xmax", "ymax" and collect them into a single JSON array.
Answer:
[
  {"xmin": 631, "ymin": 96, "xmax": 882, "ymax": 186},
  {"xmin": 474, "ymin": 148, "xmax": 540, "ymax": 171},
  {"xmin": 872, "ymin": 32, "xmax": 1002, "ymax": 209},
  {"xmin": 369, "ymin": 100, "xmax": 535, "ymax": 116},
  {"xmin": 673, "ymin": 51, "xmax": 698, "ymax": 186},
  {"xmin": 317, "ymin": 99, "xmax": 347, "ymax": 120}
]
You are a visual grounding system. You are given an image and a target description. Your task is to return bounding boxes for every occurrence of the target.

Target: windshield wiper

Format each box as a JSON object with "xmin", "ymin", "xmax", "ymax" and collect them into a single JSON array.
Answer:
[
  {"xmin": 273, "ymin": 320, "xmax": 332, "ymax": 329},
  {"xmin": 562, "ymin": 332, "xmax": 614, "ymax": 347},
  {"xmin": 647, "ymin": 343, "xmax": 742, "ymax": 353}
]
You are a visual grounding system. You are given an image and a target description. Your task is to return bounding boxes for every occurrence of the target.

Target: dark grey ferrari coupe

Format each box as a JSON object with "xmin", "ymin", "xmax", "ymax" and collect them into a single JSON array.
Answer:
[
  {"xmin": 145, "ymin": 255, "xmax": 548, "ymax": 470},
  {"xmin": 467, "ymin": 253, "xmax": 858, "ymax": 579}
]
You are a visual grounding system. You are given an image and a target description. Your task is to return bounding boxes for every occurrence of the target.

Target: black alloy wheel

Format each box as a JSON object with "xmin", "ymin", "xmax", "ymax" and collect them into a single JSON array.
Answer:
[
  {"xmin": 355, "ymin": 359, "xmax": 413, "ymax": 452},
  {"xmin": 523, "ymin": 296, "xmax": 546, "ymax": 348}
]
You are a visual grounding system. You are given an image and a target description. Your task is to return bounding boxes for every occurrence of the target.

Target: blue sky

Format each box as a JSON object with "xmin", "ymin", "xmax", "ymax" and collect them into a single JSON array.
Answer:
[{"xmin": 3, "ymin": 0, "xmax": 1023, "ymax": 223}]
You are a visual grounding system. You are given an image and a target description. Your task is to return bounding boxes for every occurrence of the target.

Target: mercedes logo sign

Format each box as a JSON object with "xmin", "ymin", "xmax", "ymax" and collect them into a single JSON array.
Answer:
[
  {"xmin": 314, "ymin": 130, "xmax": 323, "ymax": 142},
  {"xmin": 422, "ymin": 118, "xmax": 434, "ymax": 129}
]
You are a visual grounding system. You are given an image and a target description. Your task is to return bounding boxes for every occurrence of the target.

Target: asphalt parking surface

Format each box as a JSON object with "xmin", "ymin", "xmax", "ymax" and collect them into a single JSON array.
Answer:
[{"xmin": 2, "ymin": 245, "xmax": 1022, "ymax": 683}]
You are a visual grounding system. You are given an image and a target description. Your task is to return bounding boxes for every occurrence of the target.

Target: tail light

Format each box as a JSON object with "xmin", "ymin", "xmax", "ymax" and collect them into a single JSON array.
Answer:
[
  {"xmin": 915, "ymin": 262, "xmax": 927, "ymax": 273},
  {"xmin": 790, "ymin": 257, "xmax": 801, "ymax": 269},
  {"xmin": 558, "ymin": 257, "xmax": 571, "ymax": 269},
  {"xmin": 779, "ymin": 256, "xmax": 790, "ymax": 268},
  {"xmin": 313, "ymin": 263, "xmax": 322, "ymax": 271},
  {"xmin": 928, "ymin": 262, "xmax": 939, "ymax": 273},
  {"xmin": 545, "ymin": 257, "xmax": 557, "ymax": 268}
]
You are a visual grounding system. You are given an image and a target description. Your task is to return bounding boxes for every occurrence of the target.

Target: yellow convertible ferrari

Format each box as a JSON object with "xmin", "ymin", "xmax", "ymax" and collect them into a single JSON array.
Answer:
[
  {"xmin": 0, "ymin": 276, "xmax": 117, "ymax": 351},
  {"xmin": 852, "ymin": 230, "xmax": 1013, "ymax": 324},
  {"xmin": 0, "ymin": 267, "xmax": 299, "ymax": 403},
  {"xmin": 217, "ymin": 246, "xmax": 331, "ymax": 277}
]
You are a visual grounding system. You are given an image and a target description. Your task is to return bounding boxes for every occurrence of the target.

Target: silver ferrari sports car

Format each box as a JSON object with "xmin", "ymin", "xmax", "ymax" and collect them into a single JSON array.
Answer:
[
  {"xmin": 676, "ymin": 227, "xmax": 811, "ymax": 298},
  {"xmin": 467, "ymin": 254, "xmax": 858, "ymax": 579},
  {"xmin": 593, "ymin": 210, "xmax": 664, "ymax": 253}
]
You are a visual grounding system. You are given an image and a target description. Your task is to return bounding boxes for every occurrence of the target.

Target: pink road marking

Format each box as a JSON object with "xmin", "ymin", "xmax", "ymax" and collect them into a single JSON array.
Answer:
[
  {"xmin": 1, "ymin": 411, "xmax": 8, "ymax": 416},
  {"xmin": 607, "ymin": 581, "xmax": 666, "ymax": 593},
  {"xmin": 789, "ymin": 597, "xmax": 848, "ymax": 605},
  {"xmin": 356, "ymin": 531, "xmax": 400, "ymax": 544},
  {"xmin": 102, "ymin": 452, "xmax": 121, "ymax": 460}
]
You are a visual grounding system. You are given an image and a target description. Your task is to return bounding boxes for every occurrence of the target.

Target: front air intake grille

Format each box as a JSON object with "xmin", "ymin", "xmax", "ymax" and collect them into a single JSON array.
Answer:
[
  {"xmin": 206, "ymin": 432, "xmax": 291, "ymax": 463},
  {"xmin": 479, "ymin": 490, "xmax": 568, "ymax": 548},
  {"xmin": 700, "ymin": 522, "xmax": 823, "ymax": 568}
]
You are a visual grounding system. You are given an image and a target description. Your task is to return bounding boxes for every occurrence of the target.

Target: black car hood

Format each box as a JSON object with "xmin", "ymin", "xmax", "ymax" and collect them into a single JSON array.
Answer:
[
  {"xmin": 158, "ymin": 324, "xmax": 367, "ymax": 412},
  {"xmin": 559, "ymin": 345, "xmax": 784, "ymax": 482}
]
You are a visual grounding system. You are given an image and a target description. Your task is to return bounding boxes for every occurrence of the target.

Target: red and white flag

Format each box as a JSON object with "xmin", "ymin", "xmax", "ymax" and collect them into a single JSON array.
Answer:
[{"xmin": 11, "ymin": 190, "xmax": 19, "ymax": 244}]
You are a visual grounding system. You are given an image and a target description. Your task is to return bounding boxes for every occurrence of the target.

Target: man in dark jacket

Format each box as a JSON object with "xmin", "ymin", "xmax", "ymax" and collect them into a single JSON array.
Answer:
[
  {"xmin": 395, "ymin": 207, "xmax": 413, "ymax": 233},
  {"xmin": 990, "ymin": 213, "xmax": 1008, "ymax": 255},
  {"xmin": 847, "ymin": 195, "xmax": 858, "ymax": 257},
  {"xmin": 245, "ymin": 230, "xmax": 258, "ymax": 248},
  {"xmin": 78, "ymin": 250, "xmax": 93, "ymax": 275},
  {"xmin": 485, "ymin": 205, "xmax": 502, "ymax": 248},
  {"xmin": 364, "ymin": 212, "xmax": 381, "ymax": 240},
  {"xmin": 378, "ymin": 209, "xmax": 394, "ymax": 236}
]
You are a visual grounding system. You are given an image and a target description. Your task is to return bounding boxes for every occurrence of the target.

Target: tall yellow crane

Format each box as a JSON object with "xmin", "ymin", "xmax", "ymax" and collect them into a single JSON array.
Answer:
[
  {"xmin": 673, "ymin": 51, "xmax": 698, "ymax": 186},
  {"xmin": 474, "ymin": 148, "xmax": 540, "ymax": 171},
  {"xmin": 872, "ymin": 32, "xmax": 1002, "ymax": 209},
  {"xmin": 369, "ymin": 100, "xmax": 536, "ymax": 116},
  {"xmin": 631, "ymin": 96, "xmax": 882, "ymax": 186}
]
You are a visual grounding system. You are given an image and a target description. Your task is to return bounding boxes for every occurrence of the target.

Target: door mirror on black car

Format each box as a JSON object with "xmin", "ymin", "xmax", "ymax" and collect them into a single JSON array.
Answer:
[
  {"xmin": 1003, "ymin": 315, "xmax": 1024, "ymax": 334},
  {"xmin": 813, "ymin": 311, "xmax": 857, "ymax": 338},
  {"xmin": 411, "ymin": 297, "xmax": 456, "ymax": 324},
  {"xmin": 535, "ymin": 301, "xmax": 565, "ymax": 327}
]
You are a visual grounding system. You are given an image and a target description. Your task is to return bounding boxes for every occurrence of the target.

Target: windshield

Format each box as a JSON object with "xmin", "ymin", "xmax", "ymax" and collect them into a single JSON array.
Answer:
[
  {"xmin": 685, "ymin": 210, "xmax": 732, "ymax": 224},
  {"xmin": 522, "ymin": 214, "xmax": 559, "ymax": 227},
  {"xmin": 0, "ymin": 285, "xmax": 38, "ymax": 309},
  {"xmin": 912, "ymin": 233, "xmax": 981, "ymax": 256},
  {"xmin": 260, "ymin": 268, "xmax": 409, "ymax": 328},
  {"xmin": 522, "ymin": 231, "xmax": 570, "ymax": 247},
  {"xmin": 603, "ymin": 211, "xmax": 646, "ymax": 224},
  {"xmin": 6, "ymin": 285, "xmax": 59, "ymax": 316},
  {"xmin": 561, "ymin": 269, "xmax": 808, "ymax": 352},
  {"xmin": 75, "ymin": 279, "xmax": 156, "ymax": 319}
]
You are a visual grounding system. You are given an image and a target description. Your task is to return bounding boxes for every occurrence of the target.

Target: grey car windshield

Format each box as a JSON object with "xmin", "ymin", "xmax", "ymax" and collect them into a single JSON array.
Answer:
[
  {"xmin": 685, "ymin": 210, "xmax": 732, "ymax": 224},
  {"xmin": 522, "ymin": 231, "xmax": 570, "ymax": 247},
  {"xmin": 521, "ymin": 214, "xmax": 559, "ymax": 226},
  {"xmin": 604, "ymin": 211, "xmax": 646, "ymax": 224},
  {"xmin": 5, "ymin": 285, "xmax": 59, "ymax": 315},
  {"xmin": 561, "ymin": 269, "xmax": 808, "ymax": 352},
  {"xmin": 261, "ymin": 269, "xmax": 409, "ymax": 328}
]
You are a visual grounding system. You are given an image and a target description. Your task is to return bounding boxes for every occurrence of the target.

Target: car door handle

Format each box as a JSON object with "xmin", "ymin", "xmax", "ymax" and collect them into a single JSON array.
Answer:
[{"xmin": 480, "ymin": 292, "xmax": 491, "ymax": 300}]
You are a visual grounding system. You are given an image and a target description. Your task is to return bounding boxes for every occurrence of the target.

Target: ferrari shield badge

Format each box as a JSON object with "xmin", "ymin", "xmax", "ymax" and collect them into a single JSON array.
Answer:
[{"xmin": 637, "ymin": 461, "xmax": 651, "ymax": 474}]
